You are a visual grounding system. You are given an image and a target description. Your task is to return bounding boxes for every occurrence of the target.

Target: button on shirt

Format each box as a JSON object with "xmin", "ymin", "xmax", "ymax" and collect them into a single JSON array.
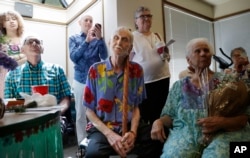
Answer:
[
  {"xmin": 83, "ymin": 58, "xmax": 146, "ymax": 132},
  {"xmin": 4, "ymin": 61, "xmax": 71, "ymax": 101}
]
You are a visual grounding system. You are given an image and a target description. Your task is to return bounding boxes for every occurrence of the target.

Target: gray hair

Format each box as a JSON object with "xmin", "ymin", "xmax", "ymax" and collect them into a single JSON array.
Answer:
[
  {"xmin": 185, "ymin": 38, "xmax": 214, "ymax": 57},
  {"xmin": 230, "ymin": 47, "xmax": 247, "ymax": 58},
  {"xmin": 134, "ymin": 6, "xmax": 151, "ymax": 30},
  {"xmin": 111, "ymin": 26, "xmax": 133, "ymax": 43},
  {"xmin": 22, "ymin": 33, "xmax": 42, "ymax": 45}
]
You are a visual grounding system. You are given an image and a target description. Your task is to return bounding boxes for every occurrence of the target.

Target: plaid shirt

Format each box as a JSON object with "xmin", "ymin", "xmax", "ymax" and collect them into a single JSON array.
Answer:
[{"xmin": 4, "ymin": 60, "xmax": 71, "ymax": 102}]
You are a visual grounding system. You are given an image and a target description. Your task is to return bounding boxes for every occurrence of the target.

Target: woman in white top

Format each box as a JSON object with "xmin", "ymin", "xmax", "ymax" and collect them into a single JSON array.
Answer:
[{"xmin": 131, "ymin": 6, "xmax": 171, "ymax": 125}]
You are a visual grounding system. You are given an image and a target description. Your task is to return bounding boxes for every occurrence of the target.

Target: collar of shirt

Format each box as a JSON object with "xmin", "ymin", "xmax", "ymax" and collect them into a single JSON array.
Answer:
[
  {"xmin": 80, "ymin": 32, "xmax": 87, "ymax": 37},
  {"xmin": 26, "ymin": 60, "xmax": 44, "ymax": 71},
  {"xmin": 106, "ymin": 57, "xmax": 125, "ymax": 77},
  {"xmin": 106, "ymin": 57, "xmax": 113, "ymax": 71}
]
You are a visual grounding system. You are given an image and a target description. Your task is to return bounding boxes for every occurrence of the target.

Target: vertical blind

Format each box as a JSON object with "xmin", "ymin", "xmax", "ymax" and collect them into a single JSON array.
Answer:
[
  {"xmin": 164, "ymin": 6, "xmax": 214, "ymax": 87},
  {"xmin": 214, "ymin": 12, "xmax": 250, "ymax": 66}
]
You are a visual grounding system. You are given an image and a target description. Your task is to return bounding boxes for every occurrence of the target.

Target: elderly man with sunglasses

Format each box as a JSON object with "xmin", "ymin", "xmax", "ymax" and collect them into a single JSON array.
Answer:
[{"xmin": 4, "ymin": 34, "xmax": 72, "ymax": 118}]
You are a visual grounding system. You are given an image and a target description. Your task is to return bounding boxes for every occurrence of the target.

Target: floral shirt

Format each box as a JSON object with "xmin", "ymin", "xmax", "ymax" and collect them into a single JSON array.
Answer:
[
  {"xmin": 160, "ymin": 73, "xmax": 250, "ymax": 158},
  {"xmin": 0, "ymin": 44, "xmax": 21, "ymax": 98},
  {"xmin": 83, "ymin": 58, "xmax": 146, "ymax": 132},
  {"xmin": 7, "ymin": 44, "xmax": 20, "ymax": 56}
]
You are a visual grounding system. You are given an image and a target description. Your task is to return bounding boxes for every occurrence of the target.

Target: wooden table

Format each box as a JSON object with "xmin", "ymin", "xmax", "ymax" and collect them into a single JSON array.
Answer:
[{"xmin": 0, "ymin": 107, "xmax": 63, "ymax": 158}]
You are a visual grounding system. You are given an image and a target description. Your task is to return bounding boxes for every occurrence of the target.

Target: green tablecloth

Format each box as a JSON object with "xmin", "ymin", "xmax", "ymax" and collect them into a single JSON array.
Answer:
[{"xmin": 0, "ymin": 110, "xmax": 63, "ymax": 158}]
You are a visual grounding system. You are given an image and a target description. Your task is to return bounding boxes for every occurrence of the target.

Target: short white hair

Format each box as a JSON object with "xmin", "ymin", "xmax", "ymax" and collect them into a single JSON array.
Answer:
[
  {"xmin": 110, "ymin": 26, "xmax": 133, "ymax": 43},
  {"xmin": 185, "ymin": 38, "xmax": 214, "ymax": 57}
]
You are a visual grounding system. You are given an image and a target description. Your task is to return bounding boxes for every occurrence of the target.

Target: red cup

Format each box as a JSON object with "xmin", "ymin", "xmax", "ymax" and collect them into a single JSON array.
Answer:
[{"xmin": 31, "ymin": 85, "xmax": 49, "ymax": 95}]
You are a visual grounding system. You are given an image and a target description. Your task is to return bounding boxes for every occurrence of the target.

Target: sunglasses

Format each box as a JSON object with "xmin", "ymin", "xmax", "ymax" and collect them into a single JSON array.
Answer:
[
  {"xmin": 136, "ymin": 14, "xmax": 153, "ymax": 19},
  {"xmin": 24, "ymin": 38, "xmax": 43, "ymax": 45}
]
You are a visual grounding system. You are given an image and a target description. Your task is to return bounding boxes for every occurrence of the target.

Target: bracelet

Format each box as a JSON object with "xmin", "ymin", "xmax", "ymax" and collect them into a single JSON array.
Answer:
[{"xmin": 128, "ymin": 131, "xmax": 137, "ymax": 138}]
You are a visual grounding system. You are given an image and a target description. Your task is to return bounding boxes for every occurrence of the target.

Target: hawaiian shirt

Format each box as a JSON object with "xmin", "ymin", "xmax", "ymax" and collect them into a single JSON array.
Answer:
[
  {"xmin": 83, "ymin": 58, "xmax": 146, "ymax": 132},
  {"xmin": 4, "ymin": 60, "xmax": 71, "ymax": 102}
]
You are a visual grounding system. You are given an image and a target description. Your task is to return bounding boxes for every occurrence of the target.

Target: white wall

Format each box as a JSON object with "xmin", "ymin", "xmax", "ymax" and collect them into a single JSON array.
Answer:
[
  {"xmin": 167, "ymin": 0, "xmax": 214, "ymax": 18},
  {"xmin": 103, "ymin": 0, "xmax": 118, "ymax": 45},
  {"xmin": 214, "ymin": 0, "xmax": 250, "ymax": 18},
  {"xmin": 24, "ymin": 21, "xmax": 67, "ymax": 72}
]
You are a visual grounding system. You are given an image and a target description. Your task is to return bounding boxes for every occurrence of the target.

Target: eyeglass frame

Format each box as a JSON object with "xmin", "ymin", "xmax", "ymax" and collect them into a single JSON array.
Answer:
[
  {"xmin": 136, "ymin": 14, "xmax": 153, "ymax": 19},
  {"xmin": 24, "ymin": 38, "xmax": 43, "ymax": 45}
]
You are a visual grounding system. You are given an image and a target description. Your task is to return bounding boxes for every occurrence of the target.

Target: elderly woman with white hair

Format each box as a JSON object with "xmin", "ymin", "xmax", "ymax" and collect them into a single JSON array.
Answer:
[{"xmin": 151, "ymin": 38, "xmax": 250, "ymax": 158}]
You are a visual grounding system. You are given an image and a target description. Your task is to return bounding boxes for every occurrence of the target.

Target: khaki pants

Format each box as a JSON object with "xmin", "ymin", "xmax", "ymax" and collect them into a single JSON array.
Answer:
[{"xmin": 72, "ymin": 79, "xmax": 87, "ymax": 145}]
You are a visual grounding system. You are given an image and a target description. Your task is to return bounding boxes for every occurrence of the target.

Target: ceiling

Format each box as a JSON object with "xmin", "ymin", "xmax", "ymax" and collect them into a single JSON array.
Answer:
[
  {"xmin": 202, "ymin": 0, "xmax": 232, "ymax": 6},
  {"xmin": 20, "ymin": 0, "xmax": 74, "ymax": 8}
]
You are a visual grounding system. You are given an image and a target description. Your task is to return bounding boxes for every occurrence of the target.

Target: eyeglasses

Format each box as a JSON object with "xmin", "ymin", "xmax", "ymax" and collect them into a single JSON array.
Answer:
[
  {"xmin": 136, "ymin": 14, "xmax": 153, "ymax": 19},
  {"xmin": 24, "ymin": 38, "xmax": 43, "ymax": 45}
]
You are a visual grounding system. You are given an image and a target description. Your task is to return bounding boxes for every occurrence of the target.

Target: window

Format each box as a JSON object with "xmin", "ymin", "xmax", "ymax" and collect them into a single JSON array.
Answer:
[
  {"xmin": 214, "ymin": 12, "xmax": 250, "ymax": 65},
  {"xmin": 164, "ymin": 6, "xmax": 214, "ymax": 87}
]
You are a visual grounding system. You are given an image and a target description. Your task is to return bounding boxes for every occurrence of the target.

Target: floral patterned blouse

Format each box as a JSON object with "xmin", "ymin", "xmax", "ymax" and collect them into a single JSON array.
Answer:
[
  {"xmin": 83, "ymin": 58, "xmax": 146, "ymax": 132},
  {"xmin": 0, "ymin": 44, "xmax": 21, "ymax": 98},
  {"xmin": 7, "ymin": 44, "xmax": 20, "ymax": 56},
  {"xmin": 160, "ymin": 73, "xmax": 250, "ymax": 158}
]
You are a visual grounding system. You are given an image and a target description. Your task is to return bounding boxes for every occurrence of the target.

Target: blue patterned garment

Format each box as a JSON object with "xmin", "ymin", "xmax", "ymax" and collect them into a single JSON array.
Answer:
[
  {"xmin": 160, "ymin": 73, "xmax": 250, "ymax": 158},
  {"xmin": 69, "ymin": 32, "xmax": 108, "ymax": 84},
  {"xmin": 4, "ymin": 60, "xmax": 71, "ymax": 102},
  {"xmin": 83, "ymin": 58, "xmax": 146, "ymax": 133}
]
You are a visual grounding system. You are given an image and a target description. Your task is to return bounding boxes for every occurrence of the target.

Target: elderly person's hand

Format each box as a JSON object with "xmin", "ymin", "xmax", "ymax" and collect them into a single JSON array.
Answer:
[
  {"xmin": 151, "ymin": 119, "xmax": 167, "ymax": 143},
  {"xmin": 94, "ymin": 24, "xmax": 102, "ymax": 40},
  {"xmin": 122, "ymin": 131, "xmax": 136, "ymax": 149},
  {"xmin": 197, "ymin": 116, "xmax": 223, "ymax": 134},
  {"xmin": 85, "ymin": 24, "xmax": 102, "ymax": 42},
  {"xmin": 85, "ymin": 27, "xmax": 96, "ymax": 43},
  {"xmin": 11, "ymin": 54, "xmax": 27, "ymax": 65},
  {"xmin": 106, "ymin": 131, "xmax": 128, "ymax": 157},
  {"xmin": 197, "ymin": 115, "xmax": 248, "ymax": 134}
]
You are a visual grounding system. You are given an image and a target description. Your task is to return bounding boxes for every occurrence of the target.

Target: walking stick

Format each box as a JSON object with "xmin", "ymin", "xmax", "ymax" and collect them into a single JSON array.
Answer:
[{"xmin": 122, "ymin": 57, "xmax": 129, "ymax": 136}]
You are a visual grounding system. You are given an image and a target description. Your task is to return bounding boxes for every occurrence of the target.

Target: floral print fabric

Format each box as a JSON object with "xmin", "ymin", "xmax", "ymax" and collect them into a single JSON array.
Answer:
[
  {"xmin": 160, "ymin": 73, "xmax": 250, "ymax": 158},
  {"xmin": 7, "ymin": 44, "xmax": 20, "ymax": 56},
  {"xmin": 83, "ymin": 58, "xmax": 146, "ymax": 132}
]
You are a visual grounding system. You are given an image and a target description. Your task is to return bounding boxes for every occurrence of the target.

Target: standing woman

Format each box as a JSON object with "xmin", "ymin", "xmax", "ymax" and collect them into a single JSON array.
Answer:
[
  {"xmin": 131, "ymin": 6, "xmax": 171, "ymax": 124},
  {"xmin": 0, "ymin": 10, "xmax": 26, "ymax": 98}
]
